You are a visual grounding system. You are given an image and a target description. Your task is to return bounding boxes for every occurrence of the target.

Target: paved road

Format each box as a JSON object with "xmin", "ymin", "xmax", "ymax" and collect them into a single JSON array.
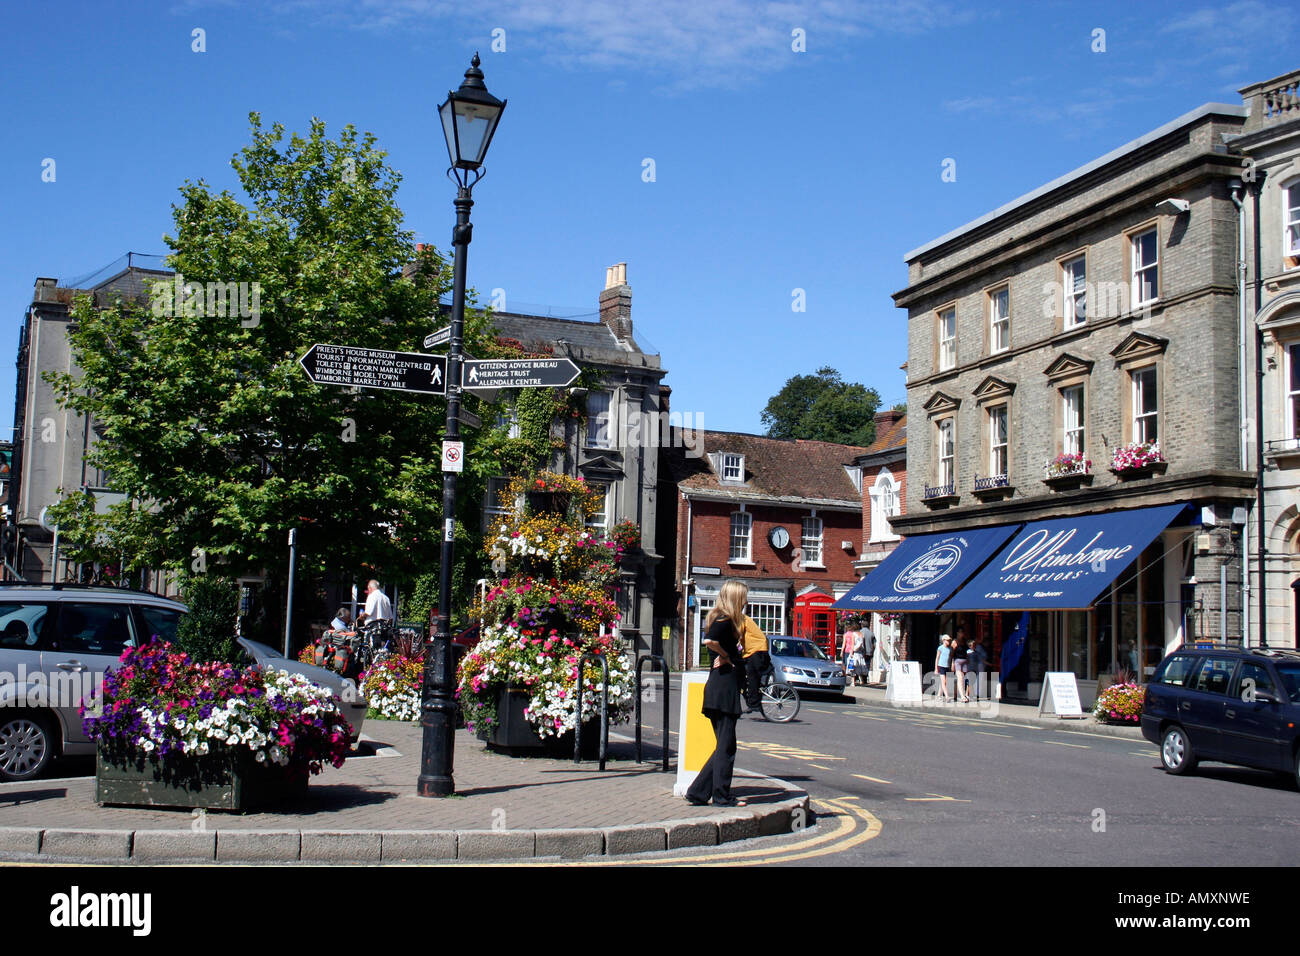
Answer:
[{"xmin": 630, "ymin": 676, "xmax": 1300, "ymax": 867}]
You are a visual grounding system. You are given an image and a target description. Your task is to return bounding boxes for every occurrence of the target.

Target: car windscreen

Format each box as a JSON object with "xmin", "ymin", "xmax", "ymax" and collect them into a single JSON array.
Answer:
[
  {"xmin": 770, "ymin": 639, "xmax": 828, "ymax": 660},
  {"xmin": 1274, "ymin": 663, "xmax": 1300, "ymax": 703}
]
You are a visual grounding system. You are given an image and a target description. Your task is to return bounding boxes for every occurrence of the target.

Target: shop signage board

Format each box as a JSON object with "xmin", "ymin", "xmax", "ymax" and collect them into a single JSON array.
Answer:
[
  {"xmin": 1038, "ymin": 672, "xmax": 1086, "ymax": 718},
  {"xmin": 691, "ymin": 566, "xmax": 721, "ymax": 575},
  {"xmin": 887, "ymin": 661, "xmax": 924, "ymax": 705},
  {"xmin": 299, "ymin": 344, "xmax": 447, "ymax": 395}
]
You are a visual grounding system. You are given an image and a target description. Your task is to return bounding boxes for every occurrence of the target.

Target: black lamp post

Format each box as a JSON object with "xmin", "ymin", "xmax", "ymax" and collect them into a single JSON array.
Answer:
[{"xmin": 418, "ymin": 53, "xmax": 506, "ymax": 798}]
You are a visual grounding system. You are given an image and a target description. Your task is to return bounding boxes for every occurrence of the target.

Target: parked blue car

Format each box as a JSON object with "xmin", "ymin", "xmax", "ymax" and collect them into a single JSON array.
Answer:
[{"xmin": 1141, "ymin": 646, "xmax": 1300, "ymax": 786}]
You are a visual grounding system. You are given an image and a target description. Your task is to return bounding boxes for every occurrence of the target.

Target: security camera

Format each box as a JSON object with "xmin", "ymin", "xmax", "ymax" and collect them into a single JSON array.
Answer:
[{"xmin": 1156, "ymin": 198, "xmax": 1190, "ymax": 215}]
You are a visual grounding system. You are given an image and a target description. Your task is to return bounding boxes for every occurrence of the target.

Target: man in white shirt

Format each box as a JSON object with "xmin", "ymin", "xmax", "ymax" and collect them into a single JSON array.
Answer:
[{"xmin": 358, "ymin": 580, "xmax": 394, "ymax": 626}]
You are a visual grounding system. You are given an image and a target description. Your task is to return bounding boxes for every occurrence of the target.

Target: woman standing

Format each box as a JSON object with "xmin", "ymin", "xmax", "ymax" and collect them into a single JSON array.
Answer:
[
  {"xmin": 952, "ymin": 629, "xmax": 971, "ymax": 702},
  {"xmin": 842, "ymin": 622, "xmax": 862, "ymax": 687},
  {"xmin": 686, "ymin": 579, "xmax": 749, "ymax": 808},
  {"xmin": 934, "ymin": 634, "xmax": 953, "ymax": 701}
]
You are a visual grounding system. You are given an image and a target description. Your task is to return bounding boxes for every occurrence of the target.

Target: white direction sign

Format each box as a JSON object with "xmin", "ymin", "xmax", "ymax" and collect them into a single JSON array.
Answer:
[
  {"xmin": 424, "ymin": 326, "xmax": 451, "ymax": 349},
  {"xmin": 462, "ymin": 358, "xmax": 580, "ymax": 389},
  {"xmin": 299, "ymin": 344, "xmax": 446, "ymax": 395}
]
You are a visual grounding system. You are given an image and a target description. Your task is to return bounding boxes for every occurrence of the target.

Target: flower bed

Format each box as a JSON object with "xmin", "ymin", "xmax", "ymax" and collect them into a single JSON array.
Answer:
[
  {"xmin": 360, "ymin": 654, "xmax": 424, "ymax": 722},
  {"xmin": 1093, "ymin": 681, "xmax": 1145, "ymax": 724},
  {"xmin": 83, "ymin": 642, "xmax": 351, "ymax": 773}
]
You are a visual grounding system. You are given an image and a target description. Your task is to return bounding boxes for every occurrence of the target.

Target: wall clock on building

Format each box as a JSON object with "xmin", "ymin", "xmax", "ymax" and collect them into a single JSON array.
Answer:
[{"xmin": 769, "ymin": 526, "xmax": 790, "ymax": 549}]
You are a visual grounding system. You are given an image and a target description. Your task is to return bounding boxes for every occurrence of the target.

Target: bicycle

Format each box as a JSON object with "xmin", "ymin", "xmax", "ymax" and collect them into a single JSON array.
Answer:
[{"xmin": 757, "ymin": 665, "xmax": 800, "ymax": 722}]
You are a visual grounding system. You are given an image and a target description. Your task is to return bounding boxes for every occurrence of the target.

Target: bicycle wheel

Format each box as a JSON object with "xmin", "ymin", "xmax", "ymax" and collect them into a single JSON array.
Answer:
[{"xmin": 761, "ymin": 682, "xmax": 800, "ymax": 722}]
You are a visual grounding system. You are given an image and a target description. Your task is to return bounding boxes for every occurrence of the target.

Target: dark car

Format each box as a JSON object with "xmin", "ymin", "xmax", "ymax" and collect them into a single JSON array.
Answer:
[{"xmin": 1141, "ymin": 645, "xmax": 1300, "ymax": 786}]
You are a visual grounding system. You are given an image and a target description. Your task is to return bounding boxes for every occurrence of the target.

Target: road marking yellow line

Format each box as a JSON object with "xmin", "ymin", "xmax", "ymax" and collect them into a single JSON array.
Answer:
[
  {"xmin": 1043, "ymin": 740, "xmax": 1090, "ymax": 749},
  {"xmin": 852, "ymin": 773, "xmax": 891, "ymax": 784},
  {"xmin": 1130, "ymin": 751, "xmax": 1159, "ymax": 758},
  {"xmin": 975, "ymin": 731, "xmax": 1013, "ymax": 738},
  {"xmin": 809, "ymin": 709, "xmax": 835, "ymax": 715},
  {"xmin": 853, "ymin": 714, "xmax": 890, "ymax": 721}
]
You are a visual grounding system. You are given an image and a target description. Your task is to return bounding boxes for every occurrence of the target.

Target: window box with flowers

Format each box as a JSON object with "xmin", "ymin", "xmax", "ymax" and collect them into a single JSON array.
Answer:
[
  {"xmin": 1043, "ymin": 453, "xmax": 1092, "ymax": 489},
  {"xmin": 1110, "ymin": 441, "xmax": 1167, "ymax": 479},
  {"xmin": 85, "ymin": 643, "xmax": 352, "ymax": 811}
]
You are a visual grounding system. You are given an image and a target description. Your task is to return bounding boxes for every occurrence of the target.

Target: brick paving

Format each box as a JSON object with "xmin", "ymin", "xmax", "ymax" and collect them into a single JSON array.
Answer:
[{"xmin": 0, "ymin": 720, "xmax": 799, "ymax": 835}]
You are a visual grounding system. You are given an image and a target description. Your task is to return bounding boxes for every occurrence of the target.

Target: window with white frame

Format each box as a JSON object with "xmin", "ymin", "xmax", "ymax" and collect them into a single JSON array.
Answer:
[
  {"xmin": 1287, "ymin": 183, "xmax": 1300, "ymax": 258},
  {"xmin": 729, "ymin": 511, "xmax": 752, "ymax": 562},
  {"xmin": 989, "ymin": 286, "xmax": 1010, "ymax": 353},
  {"xmin": 585, "ymin": 481, "xmax": 610, "ymax": 532},
  {"xmin": 801, "ymin": 516, "xmax": 823, "ymax": 566},
  {"xmin": 586, "ymin": 391, "xmax": 613, "ymax": 448},
  {"xmin": 937, "ymin": 418, "xmax": 955, "ymax": 487},
  {"xmin": 1131, "ymin": 228, "xmax": 1159, "ymax": 306},
  {"xmin": 1131, "ymin": 366, "xmax": 1158, "ymax": 445},
  {"xmin": 1062, "ymin": 385, "xmax": 1085, "ymax": 456},
  {"xmin": 988, "ymin": 404, "xmax": 1008, "ymax": 477},
  {"xmin": 1289, "ymin": 343, "xmax": 1300, "ymax": 440},
  {"xmin": 1063, "ymin": 255, "xmax": 1086, "ymax": 326},
  {"xmin": 938, "ymin": 307, "xmax": 956, "ymax": 371},
  {"xmin": 721, "ymin": 453, "xmax": 744, "ymax": 482},
  {"xmin": 485, "ymin": 477, "xmax": 511, "ymax": 517},
  {"xmin": 746, "ymin": 602, "xmax": 784, "ymax": 635},
  {"xmin": 869, "ymin": 472, "xmax": 900, "ymax": 543}
]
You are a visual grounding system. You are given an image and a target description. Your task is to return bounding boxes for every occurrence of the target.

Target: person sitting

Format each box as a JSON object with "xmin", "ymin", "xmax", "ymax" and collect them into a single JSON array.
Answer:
[{"xmin": 329, "ymin": 608, "xmax": 353, "ymax": 633}]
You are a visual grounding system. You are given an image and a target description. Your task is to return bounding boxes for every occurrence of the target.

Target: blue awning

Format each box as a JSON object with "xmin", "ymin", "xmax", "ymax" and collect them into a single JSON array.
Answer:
[
  {"xmin": 832, "ymin": 524, "xmax": 1022, "ymax": 612},
  {"xmin": 941, "ymin": 503, "xmax": 1188, "ymax": 611}
]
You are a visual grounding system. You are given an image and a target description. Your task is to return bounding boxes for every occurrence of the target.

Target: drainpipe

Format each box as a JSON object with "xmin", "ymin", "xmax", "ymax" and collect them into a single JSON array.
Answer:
[
  {"xmin": 1231, "ymin": 180, "xmax": 1250, "ymax": 647},
  {"xmin": 1253, "ymin": 171, "xmax": 1268, "ymax": 648}
]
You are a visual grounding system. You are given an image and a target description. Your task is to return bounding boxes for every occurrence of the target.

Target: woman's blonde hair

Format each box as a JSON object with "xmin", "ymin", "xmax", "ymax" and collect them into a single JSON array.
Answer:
[{"xmin": 705, "ymin": 579, "xmax": 749, "ymax": 632}]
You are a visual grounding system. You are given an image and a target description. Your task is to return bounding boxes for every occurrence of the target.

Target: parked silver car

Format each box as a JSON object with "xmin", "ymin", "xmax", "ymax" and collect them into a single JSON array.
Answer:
[
  {"xmin": 0, "ymin": 584, "xmax": 366, "ymax": 782},
  {"xmin": 767, "ymin": 636, "xmax": 847, "ymax": 695}
]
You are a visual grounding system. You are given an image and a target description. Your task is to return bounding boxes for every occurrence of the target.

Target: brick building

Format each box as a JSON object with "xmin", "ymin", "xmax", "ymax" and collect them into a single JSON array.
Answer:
[
  {"xmin": 892, "ymin": 100, "xmax": 1258, "ymax": 704},
  {"xmin": 660, "ymin": 430, "xmax": 868, "ymax": 669},
  {"xmin": 849, "ymin": 409, "xmax": 907, "ymax": 667}
]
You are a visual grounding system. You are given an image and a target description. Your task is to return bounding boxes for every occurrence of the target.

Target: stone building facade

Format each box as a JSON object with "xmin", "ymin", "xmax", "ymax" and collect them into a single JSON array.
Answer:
[
  {"xmin": 850, "ymin": 410, "xmax": 907, "ymax": 660},
  {"xmin": 1229, "ymin": 69, "xmax": 1300, "ymax": 649},
  {"xmin": 893, "ymin": 101, "xmax": 1258, "ymax": 702}
]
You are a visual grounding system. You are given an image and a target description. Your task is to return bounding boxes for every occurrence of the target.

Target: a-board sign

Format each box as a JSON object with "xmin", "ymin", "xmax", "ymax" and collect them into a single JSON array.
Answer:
[
  {"xmin": 299, "ymin": 344, "xmax": 447, "ymax": 395},
  {"xmin": 462, "ymin": 357, "xmax": 580, "ymax": 389},
  {"xmin": 673, "ymin": 672, "xmax": 713, "ymax": 797},
  {"xmin": 887, "ymin": 660, "xmax": 923, "ymax": 705},
  {"xmin": 1038, "ymin": 671, "xmax": 1086, "ymax": 718}
]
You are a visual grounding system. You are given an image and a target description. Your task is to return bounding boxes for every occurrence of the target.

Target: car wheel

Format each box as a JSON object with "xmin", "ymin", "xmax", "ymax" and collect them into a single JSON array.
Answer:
[
  {"xmin": 1160, "ymin": 725, "xmax": 1197, "ymax": 775},
  {"xmin": 0, "ymin": 713, "xmax": 55, "ymax": 782}
]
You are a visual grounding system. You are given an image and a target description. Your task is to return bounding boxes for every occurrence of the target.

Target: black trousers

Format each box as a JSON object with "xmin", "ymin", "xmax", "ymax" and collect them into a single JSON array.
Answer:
[
  {"xmin": 686, "ymin": 712, "xmax": 739, "ymax": 805},
  {"xmin": 743, "ymin": 651, "xmax": 770, "ymax": 708}
]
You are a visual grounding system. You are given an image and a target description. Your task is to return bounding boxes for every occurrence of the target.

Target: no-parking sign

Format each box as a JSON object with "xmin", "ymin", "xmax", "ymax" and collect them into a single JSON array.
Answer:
[{"xmin": 441, "ymin": 440, "xmax": 464, "ymax": 472}]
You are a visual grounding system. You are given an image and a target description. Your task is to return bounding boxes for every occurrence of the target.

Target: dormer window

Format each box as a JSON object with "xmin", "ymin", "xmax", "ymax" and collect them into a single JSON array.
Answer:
[{"xmin": 721, "ymin": 453, "xmax": 744, "ymax": 482}]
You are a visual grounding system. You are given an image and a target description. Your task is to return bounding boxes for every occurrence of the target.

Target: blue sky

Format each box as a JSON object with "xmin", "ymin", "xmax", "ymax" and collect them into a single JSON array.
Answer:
[{"xmin": 1, "ymin": 0, "xmax": 1295, "ymax": 440}]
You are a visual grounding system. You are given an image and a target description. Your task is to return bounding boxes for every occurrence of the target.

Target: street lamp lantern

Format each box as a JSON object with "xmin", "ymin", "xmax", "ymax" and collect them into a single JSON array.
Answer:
[{"xmin": 438, "ymin": 53, "xmax": 506, "ymax": 173}]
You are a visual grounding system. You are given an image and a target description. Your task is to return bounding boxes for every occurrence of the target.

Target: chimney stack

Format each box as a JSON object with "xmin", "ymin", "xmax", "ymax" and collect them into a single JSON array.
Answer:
[{"xmin": 599, "ymin": 262, "xmax": 632, "ymax": 342}]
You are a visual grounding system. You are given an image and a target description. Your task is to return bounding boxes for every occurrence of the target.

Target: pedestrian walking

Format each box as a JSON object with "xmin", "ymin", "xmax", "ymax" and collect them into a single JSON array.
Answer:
[
  {"xmin": 859, "ymin": 624, "xmax": 876, "ymax": 685},
  {"xmin": 842, "ymin": 622, "xmax": 862, "ymax": 686},
  {"xmin": 968, "ymin": 634, "xmax": 989, "ymax": 700},
  {"xmin": 952, "ymin": 625, "xmax": 970, "ymax": 702},
  {"xmin": 685, "ymin": 579, "xmax": 749, "ymax": 808},
  {"xmin": 934, "ymin": 634, "xmax": 953, "ymax": 701}
]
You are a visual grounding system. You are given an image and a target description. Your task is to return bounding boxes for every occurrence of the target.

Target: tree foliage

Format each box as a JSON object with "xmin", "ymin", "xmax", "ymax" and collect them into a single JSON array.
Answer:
[
  {"xmin": 45, "ymin": 114, "xmax": 504, "ymax": 585},
  {"xmin": 760, "ymin": 366, "xmax": 881, "ymax": 446}
]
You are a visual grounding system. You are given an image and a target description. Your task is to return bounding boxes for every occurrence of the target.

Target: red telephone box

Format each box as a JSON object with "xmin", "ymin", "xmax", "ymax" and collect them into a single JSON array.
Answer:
[{"xmin": 792, "ymin": 591, "xmax": 837, "ymax": 658}]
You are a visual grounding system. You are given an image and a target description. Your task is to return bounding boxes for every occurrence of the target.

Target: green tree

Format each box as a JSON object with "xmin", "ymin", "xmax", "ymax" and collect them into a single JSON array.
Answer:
[
  {"xmin": 760, "ymin": 367, "xmax": 881, "ymax": 446},
  {"xmin": 45, "ymin": 114, "xmax": 503, "ymax": 611}
]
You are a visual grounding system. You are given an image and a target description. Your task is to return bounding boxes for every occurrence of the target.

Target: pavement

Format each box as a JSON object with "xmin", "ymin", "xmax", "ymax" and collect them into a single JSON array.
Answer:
[
  {"xmin": 840, "ymin": 680, "xmax": 1146, "ymax": 739},
  {"xmin": 0, "ymin": 720, "xmax": 808, "ymax": 865}
]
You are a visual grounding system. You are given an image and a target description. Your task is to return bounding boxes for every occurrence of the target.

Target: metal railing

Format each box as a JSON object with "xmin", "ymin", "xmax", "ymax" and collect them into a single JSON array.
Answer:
[
  {"xmin": 635, "ymin": 654, "xmax": 670, "ymax": 772},
  {"xmin": 1043, "ymin": 457, "xmax": 1090, "ymax": 479},
  {"xmin": 574, "ymin": 652, "xmax": 609, "ymax": 770},
  {"xmin": 923, "ymin": 482, "xmax": 955, "ymax": 499},
  {"xmin": 973, "ymin": 474, "xmax": 1009, "ymax": 491}
]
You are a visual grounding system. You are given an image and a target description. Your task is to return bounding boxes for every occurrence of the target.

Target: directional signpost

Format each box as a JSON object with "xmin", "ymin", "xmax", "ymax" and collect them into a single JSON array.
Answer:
[
  {"xmin": 462, "ymin": 357, "xmax": 580, "ymax": 390},
  {"xmin": 423, "ymin": 326, "xmax": 451, "ymax": 349},
  {"xmin": 299, "ymin": 344, "xmax": 447, "ymax": 395}
]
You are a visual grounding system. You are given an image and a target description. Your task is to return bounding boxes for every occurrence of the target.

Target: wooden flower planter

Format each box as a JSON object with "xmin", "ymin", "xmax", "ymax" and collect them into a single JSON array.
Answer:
[{"xmin": 96, "ymin": 746, "xmax": 309, "ymax": 812}]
